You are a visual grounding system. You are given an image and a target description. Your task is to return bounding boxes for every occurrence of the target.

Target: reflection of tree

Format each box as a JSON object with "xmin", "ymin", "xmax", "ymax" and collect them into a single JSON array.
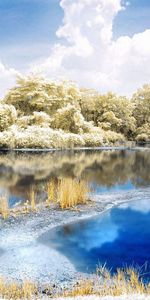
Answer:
[{"xmin": 0, "ymin": 150, "xmax": 149, "ymax": 196}]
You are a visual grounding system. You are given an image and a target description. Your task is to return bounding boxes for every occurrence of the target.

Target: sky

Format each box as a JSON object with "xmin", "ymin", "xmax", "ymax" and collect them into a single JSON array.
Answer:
[{"xmin": 0, "ymin": 0, "xmax": 150, "ymax": 97}]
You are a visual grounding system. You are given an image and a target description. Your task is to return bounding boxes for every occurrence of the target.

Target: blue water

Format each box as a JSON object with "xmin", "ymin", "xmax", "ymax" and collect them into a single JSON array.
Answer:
[
  {"xmin": 39, "ymin": 199, "xmax": 150, "ymax": 279},
  {"xmin": 0, "ymin": 148, "xmax": 150, "ymax": 207},
  {"xmin": 93, "ymin": 180, "xmax": 135, "ymax": 194}
]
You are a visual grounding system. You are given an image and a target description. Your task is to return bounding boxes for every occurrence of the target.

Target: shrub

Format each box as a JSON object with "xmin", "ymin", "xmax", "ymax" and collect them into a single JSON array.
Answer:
[
  {"xmin": 136, "ymin": 133, "xmax": 149, "ymax": 143},
  {"xmin": 65, "ymin": 133, "xmax": 85, "ymax": 148},
  {"xmin": 136, "ymin": 123, "xmax": 150, "ymax": 142},
  {"xmin": 105, "ymin": 130, "xmax": 125, "ymax": 144},
  {"xmin": 0, "ymin": 131, "xmax": 15, "ymax": 148},
  {"xmin": 0, "ymin": 126, "xmax": 86, "ymax": 149},
  {"xmin": 83, "ymin": 133, "xmax": 104, "ymax": 147}
]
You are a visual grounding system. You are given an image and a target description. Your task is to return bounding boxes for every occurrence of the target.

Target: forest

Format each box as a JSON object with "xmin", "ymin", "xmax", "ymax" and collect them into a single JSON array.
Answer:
[{"xmin": 0, "ymin": 75, "xmax": 149, "ymax": 149}]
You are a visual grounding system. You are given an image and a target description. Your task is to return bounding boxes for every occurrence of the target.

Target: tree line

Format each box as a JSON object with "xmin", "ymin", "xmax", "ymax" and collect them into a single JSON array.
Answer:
[{"xmin": 0, "ymin": 75, "xmax": 149, "ymax": 148}]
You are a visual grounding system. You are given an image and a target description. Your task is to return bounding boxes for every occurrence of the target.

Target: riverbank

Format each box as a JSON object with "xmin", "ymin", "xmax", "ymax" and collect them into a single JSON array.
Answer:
[{"xmin": 0, "ymin": 143, "xmax": 150, "ymax": 152}]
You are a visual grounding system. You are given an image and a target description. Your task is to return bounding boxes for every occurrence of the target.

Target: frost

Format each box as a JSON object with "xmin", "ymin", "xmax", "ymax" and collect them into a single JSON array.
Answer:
[{"xmin": 0, "ymin": 75, "xmax": 149, "ymax": 148}]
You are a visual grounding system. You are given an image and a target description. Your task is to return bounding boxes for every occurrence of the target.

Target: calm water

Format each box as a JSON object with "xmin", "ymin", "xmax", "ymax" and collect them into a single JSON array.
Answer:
[
  {"xmin": 0, "ymin": 148, "xmax": 150, "ymax": 207},
  {"xmin": 39, "ymin": 199, "xmax": 150, "ymax": 279},
  {"xmin": 0, "ymin": 148, "xmax": 150, "ymax": 281}
]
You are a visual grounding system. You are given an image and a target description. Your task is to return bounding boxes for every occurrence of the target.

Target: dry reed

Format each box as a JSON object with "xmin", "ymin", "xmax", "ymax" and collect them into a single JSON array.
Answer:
[
  {"xmin": 63, "ymin": 268, "xmax": 150, "ymax": 298},
  {"xmin": 0, "ymin": 269, "xmax": 150, "ymax": 299},
  {"xmin": 46, "ymin": 178, "xmax": 89, "ymax": 209},
  {"xmin": 0, "ymin": 277, "xmax": 37, "ymax": 300},
  {"xmin": 28, "ymin": 186, "xmax": 36, "ymax": 211},
  {"xmin": 0, "ymin": 196, "xmax": 9, "ymax": 219},
  {"xmin": 57, "ymin": 178, "xmax": 89, "ymax": 209},
  {"xmin": 46, "ymin": 179, "xmax": 57, "ymax": 207}
]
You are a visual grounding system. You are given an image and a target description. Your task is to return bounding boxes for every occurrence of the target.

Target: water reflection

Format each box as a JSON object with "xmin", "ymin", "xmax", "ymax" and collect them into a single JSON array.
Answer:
[
  {"xmin": 0, "ymin": 149, "xmax": 149, "ymax": 207},
  {"xmin": 39, "ymin": 199, "xmax": 150, "ymax": 278}
]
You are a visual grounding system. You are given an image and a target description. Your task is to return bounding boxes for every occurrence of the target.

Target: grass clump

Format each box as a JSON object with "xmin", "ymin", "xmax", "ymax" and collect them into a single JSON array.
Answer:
[
  {"xmin": 57, "ymin": 178, "xmax": 89, "ymax": 209},
  {"xmin": 0, "ymin": 277, "xmax": 37, "ymax": 300},
  {"xmin": 97, "ymin": 268, "xmax": 149, "ymax": 296},
  {"xmin": 46, "ymin": 178, "xmax": 89, "ymax": 209},
  {"xmin": 0, "ymin": 179, "xmax": 90, "ymax": 220},
  {"xmin": 63, "ymin": 279, "xmax": 94, "ymax": 297},
  {"xmin": 62, "ymin": 268, "xmax": 150, "ymax": 298}
]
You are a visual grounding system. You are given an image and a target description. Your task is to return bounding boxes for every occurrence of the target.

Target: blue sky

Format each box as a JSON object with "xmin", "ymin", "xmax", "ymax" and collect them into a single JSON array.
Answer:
[
  {"xmin": 0, "ymin": 0, "xmax": 149, "ymax": 69},
  {"xmin": 0, "ymin": 0, "xmax": 63, "ymax": 69},
  {"xmin": 114, "ymin": 0, "xmax": 150, "ymax": 38},
  {"xmin": 0, "ymin": 0, "xmax": 62, "ymax": 45}
]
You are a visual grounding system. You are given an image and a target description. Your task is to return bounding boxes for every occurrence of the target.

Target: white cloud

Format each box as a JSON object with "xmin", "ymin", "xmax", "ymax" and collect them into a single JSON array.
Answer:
[
  {"xmin": 0, "ymin": 62, "xmax": 20, "ymax": 98},
  {"xmin": 32, "ymin": 0, "xmax": 150, "ymax": 96},
  {"xmin": 0, "ymin": 0, "xmax": 150, "ymax": 97},
  {"xmin": 121, "ymin": 199, "xmax": 150, "ymax": 213}
]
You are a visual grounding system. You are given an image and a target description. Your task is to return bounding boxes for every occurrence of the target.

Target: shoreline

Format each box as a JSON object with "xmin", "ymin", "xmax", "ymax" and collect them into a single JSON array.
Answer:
[
  {"xmin": 0, "ymin": 144, "xmax": 150, "ymax": 153},
  {"xmin": 0, "ymin": 187, "xmax": 150, "ymax": 288}
]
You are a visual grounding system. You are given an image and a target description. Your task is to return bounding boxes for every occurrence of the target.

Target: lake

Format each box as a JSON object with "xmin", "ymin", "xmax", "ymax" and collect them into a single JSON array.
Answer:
[
  {"xmin": 0, "ymin": 148, "xmax": 150, "ymax": 208},
  {"xmin": 0, "ymin": 148, "xmax": 150, "ymax": 283}
]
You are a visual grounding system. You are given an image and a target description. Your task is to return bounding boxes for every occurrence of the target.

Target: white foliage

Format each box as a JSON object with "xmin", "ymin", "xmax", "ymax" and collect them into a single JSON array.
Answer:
[{"xmin": 0, "ymin": 104, "xmax": 17, "ymax": 131}]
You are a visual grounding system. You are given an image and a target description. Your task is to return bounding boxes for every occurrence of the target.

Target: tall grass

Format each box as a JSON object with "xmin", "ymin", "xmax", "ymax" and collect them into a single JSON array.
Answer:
[
  {"xmin": 46, "ymin": 179, "xmax": 57, "ymax": 207},
  {"xmin": 46, "ymin": 178, "xmax": 89, "ymax": 209},
  {"xmin": 62, "ymin": 268, "xmax": 150, "ymax": 297},
  {"xmin": 28, "ymin": 185, "xmax": 36, "ymax": 211},
  {"xmin": 0, "ymin": 268, "xmax": 150, "ymax": 299},
  {"xmin": 0, "ymin": 179, "xmax": 89, "ymax": 220},
  {"xmin": 96, "ymin": 268, "xmax": 149, "ymax": 296},
  {"xmin": 57, "ymin": 178, "xmax": 89, "ymax": 209},
  {"xmin": 0, "ymin": 277, "xmax": 37, "ymax": 300},
  {"xmin": 0, "ymin": 196, "xmax": 9, "ymax": 219},
  {"xmin": 63, "ymin": 279, "xmax": 93, "ymax": 297}
]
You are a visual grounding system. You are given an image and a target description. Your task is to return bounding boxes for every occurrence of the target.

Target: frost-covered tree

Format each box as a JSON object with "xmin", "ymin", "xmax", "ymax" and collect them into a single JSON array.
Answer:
[
  {"xmin": 132, "ymin": 84, "xmax": 150, "ymax": 142},
  {"xmin": 80, "ymin": 90, "xmax": 136, "ymax": 137},
  {"xmin": 132, "ymin": 84, "xmax": 150, "ymax": 126},
  {"xmin": 1, "ymin": 74, "xmax": 149, "ymax": 149},
  {"xmin": 17, "ymin": 112, "xmax": 51, "ymax": 129},
  {"xmin": 4, "ymin": 76, "xmax": 81, "ymax": 116},
  {"xmin": 0, "ymin": 104, "xmax": 17, "ymax": 131},
  {"xmin": 50, "ymin": 104, "xmax": 96, "ymax": 134}
]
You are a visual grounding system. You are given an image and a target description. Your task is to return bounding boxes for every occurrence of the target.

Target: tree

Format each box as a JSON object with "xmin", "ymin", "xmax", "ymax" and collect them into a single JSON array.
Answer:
[
  {"xmin": 4, "ymin": 76, "xmax": 81, "ymax": 116},
  {"xmin": 132, "ymin": 84, "xmax": 150, "ymax": 127},
  {"xmin": 51, "ymin": 104, "xmax": 90, "ymax": 134},
  {"xmin": 80, "ymin": 90, "xmax": 136, "ymax": 138},
  {"xmin": 0, "ymin": 104, "xmax": 17, "ymax": 131}
]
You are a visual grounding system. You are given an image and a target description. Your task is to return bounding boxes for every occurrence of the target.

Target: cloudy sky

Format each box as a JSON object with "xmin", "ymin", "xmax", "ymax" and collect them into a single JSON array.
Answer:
[{"xmin": 0, "ymin": 0, "xmax": 150, "ymax": 97}]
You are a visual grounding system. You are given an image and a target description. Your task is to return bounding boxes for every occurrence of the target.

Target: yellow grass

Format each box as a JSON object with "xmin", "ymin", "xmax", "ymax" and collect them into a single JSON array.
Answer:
[
  {"xmin": 0, "ymin": 269, "xmax": 150, "ymax": 299},
  {"xmin": 0, "ymin": 277, "xmax": 37, "ymax": 300},
  {"xmin": 57, "ymin": 178, "xmax": 89, "ymax": 209},
  {"xmin": 46, "ymin": 179, "xmax": 57, "ymax": 207},
  {"xmin": 0, "ymin": 179, "xmax": 89, "ymax": 220},
  {"xmin": 46, "ymin": 178, "xmax": 89, "ymax": 209},
  {"xmin": 97, "ymin": 268, "xmax": 148, "ymax": 296},
  {"xmin": 63, "ymin": 268, "xmax": 150, "ymax": 298},
  {"xmin": 63, "ymin": 279, "xmax": 93, "ymax": 297},
  {"xmin": 0, "ymin": 196, "xmax": 9, "ymax": 219},
  {"xmin": 28, "ymin": 186, "xmax": 36, "ymax": 211}
]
